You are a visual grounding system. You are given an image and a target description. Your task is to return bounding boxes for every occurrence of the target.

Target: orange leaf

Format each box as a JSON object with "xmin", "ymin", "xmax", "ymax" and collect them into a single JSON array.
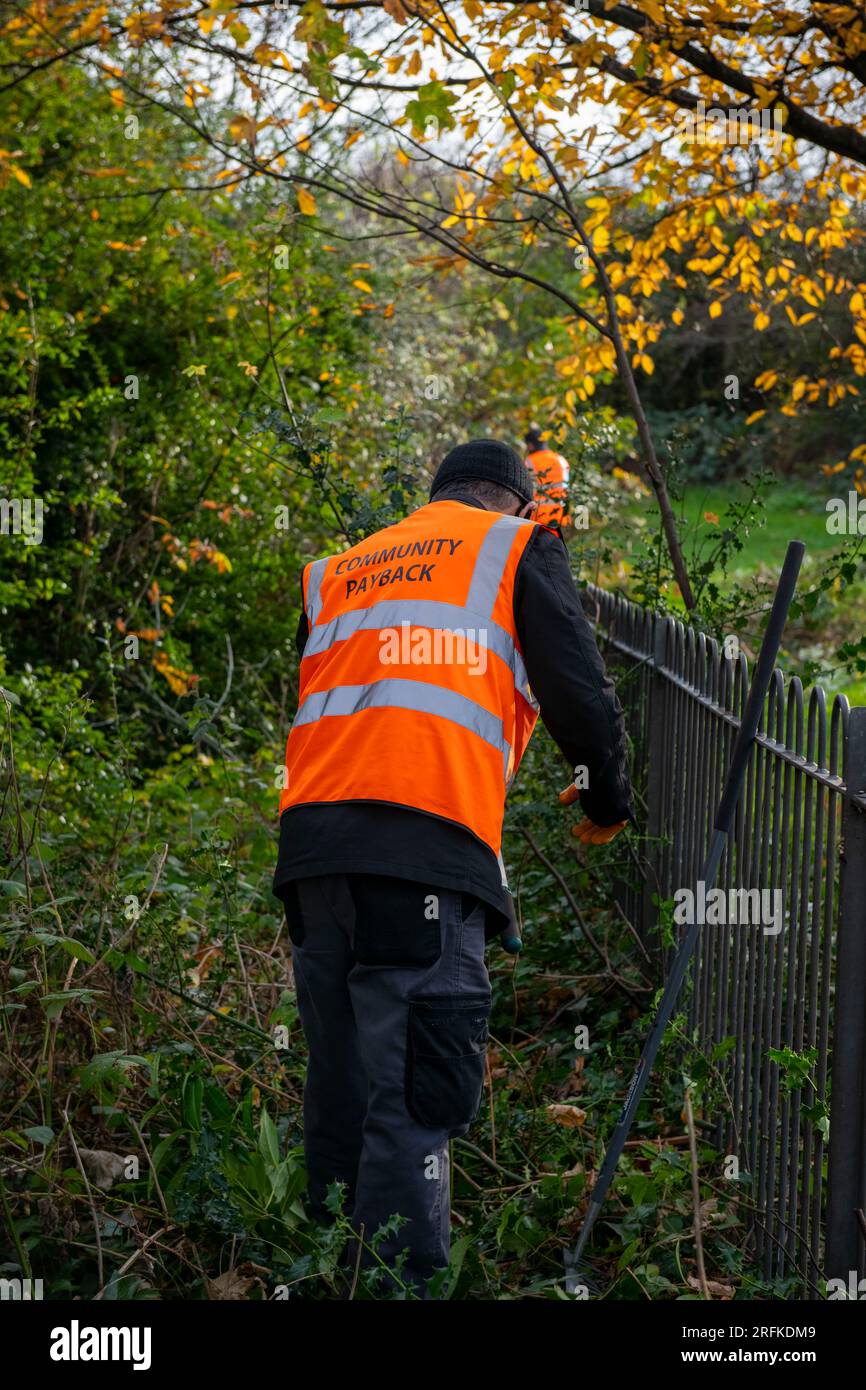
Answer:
[{"xmin": 153, "ymin": 651, "xmax": 199, "ymax": 697}]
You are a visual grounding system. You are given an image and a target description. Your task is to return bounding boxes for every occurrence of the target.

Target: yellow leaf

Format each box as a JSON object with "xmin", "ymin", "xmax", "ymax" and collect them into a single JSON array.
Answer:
[
  {"xmin": 709, "ymin": 301, "xmax": 722, "ymax": 319},
  {"xmin": 754, "ymin": 370, "xmax": 778, "ymax": 390},
  {"xmin": 11, "ymin": 166, "xmax": 31, "ymax": 188},
  {"xmin": 296, "ymin": 187, "xmax": 317, "ymax": 216},
  {"xmin": 353, "ymin": 279, "xmax": 373, "ymax": 294},
  {"xmin": 746, "ymin": 410, "xmax": 766, "ymax": 424},
  {"xmin": 754, "ymin": 311, "xmax": 770, "ymax": 331},
  {"xmin": 228, "ymin": 114, "xmax": 257, "ymax": 145},
  {"xmin": 209, "ymin": 550, "xmax": 232, "ymax": 574}
]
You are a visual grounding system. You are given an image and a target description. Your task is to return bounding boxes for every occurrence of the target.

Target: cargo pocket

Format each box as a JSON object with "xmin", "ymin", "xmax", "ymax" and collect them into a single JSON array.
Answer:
[{"xmin": 405, "ymin": 995, "xmax": 491, "ymax": 1131}]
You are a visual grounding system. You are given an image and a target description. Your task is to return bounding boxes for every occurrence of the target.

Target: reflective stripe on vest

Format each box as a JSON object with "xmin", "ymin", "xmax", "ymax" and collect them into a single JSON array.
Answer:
[
  {"xmin": 304, "ymin": 556, "xmax": 328, "ymax": 625},
  {"xmin": 292, "ymin": 678, "xmax": 511, "ymax": 779},
  {"xmin": 464, "ymin": 514, "xmax": 526, "ymax": 613},
  {"xmin": 302, "ymin": 601, "xmax": 535, "ymax": 710}
]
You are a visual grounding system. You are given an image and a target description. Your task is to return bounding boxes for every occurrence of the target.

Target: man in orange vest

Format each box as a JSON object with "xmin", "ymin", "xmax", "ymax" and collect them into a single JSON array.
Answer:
[
  {"xmin": 525, "ymin": 425, "xmax": 570, "ymax": 535},
  {"xmin": 274, "ymin": 439, "xmax": 632, "ymax": 1296}
]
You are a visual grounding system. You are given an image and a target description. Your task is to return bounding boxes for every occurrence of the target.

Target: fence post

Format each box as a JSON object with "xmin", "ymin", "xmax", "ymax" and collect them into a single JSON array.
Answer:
[
  {"xmin": 640, "ymin": 614, "xmax": 669, "ymax": 951},
  {"xmin": 826, "ymin": 705, "xmax": 866, "ymax": 1287}
]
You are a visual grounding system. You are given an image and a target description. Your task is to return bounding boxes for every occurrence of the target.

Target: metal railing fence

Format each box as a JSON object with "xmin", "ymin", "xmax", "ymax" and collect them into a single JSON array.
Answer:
[{"xmin": 581, "ymin": 582, "xmax": 866, "ymax": 1295}]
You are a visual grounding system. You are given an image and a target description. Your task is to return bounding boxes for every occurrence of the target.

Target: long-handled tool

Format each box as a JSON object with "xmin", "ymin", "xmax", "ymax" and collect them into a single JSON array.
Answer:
[
  {"xmin": 564, "ymin": 539, "xmax": 805, "ymax": 1293},
  {"xmin": 500, "ymin": 899, "xmax": 523, "ymax": 953}
]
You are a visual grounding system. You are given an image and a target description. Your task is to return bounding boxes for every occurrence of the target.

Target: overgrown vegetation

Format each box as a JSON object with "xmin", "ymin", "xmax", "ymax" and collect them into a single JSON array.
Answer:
[{"xmin": 2, "ymin": 28, "xmax": 864, "ymax": 1301}]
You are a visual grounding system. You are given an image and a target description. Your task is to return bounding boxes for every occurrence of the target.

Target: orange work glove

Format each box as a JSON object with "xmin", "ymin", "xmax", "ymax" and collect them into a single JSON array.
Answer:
[{"xmin": 559, "ymin": 781, "xmax": 628, "ymax": 845}]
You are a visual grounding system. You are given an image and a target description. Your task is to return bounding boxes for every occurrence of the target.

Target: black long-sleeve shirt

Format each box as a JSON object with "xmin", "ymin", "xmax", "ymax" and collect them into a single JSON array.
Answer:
[{"xmin": 273, "ymin": 495, "xmax": 634, "ymax": 934}]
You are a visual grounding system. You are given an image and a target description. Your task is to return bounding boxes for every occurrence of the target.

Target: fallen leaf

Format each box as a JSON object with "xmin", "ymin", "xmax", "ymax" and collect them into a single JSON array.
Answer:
[
  {"xmin": 546, "ymin": 1103, "xmax": 586, "ymax": 1128},
  {"xmin": 208, "ymin": 1270, "xmax": 256, "ymax": 1300},
  {"xmin": 79, "ymin": 1148, "xmax": 128, "ymax": 1190},
  {"xmin": 686, "ymin": 1274, "xmax": 735, "ymax": 1298}
]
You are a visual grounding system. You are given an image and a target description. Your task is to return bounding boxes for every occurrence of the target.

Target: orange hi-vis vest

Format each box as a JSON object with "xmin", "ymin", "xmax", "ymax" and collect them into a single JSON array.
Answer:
[
  {"xmin": 527, "ymin": 448, "xmax": 570, "ymax": 528},
  {"xmin": 280, "ymin": 500, "xmax": 541, "ymax": 862}
]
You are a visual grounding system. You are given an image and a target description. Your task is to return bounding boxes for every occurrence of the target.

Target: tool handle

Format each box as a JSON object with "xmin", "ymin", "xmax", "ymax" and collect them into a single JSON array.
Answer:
[{"xmin": 714, "ymin": 539, "xmax": 804, "ymax": 832}]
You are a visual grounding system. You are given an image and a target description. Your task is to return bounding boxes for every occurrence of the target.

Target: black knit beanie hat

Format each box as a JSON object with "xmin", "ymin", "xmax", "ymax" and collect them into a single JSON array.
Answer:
[{"xmin": 429, "ymin": 438, "xmax": 535, "ymax": 504}]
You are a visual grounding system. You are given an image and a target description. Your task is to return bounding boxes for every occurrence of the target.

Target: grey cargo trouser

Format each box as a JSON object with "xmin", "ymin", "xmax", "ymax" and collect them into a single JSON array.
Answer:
[{"xmin": 285, "ymin": 873, "xmax": 492, "ymax": 1296}]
